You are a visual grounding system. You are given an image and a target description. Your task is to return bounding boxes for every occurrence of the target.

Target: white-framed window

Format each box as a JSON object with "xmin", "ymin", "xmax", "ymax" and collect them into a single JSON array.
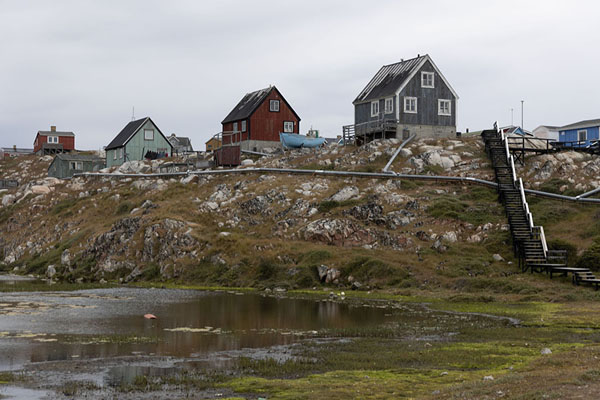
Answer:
[
  {"xmin": 270, "ymin": 100, "xmax": 280, "ymax": 112},
  {"xmin": 113, "ymin": 150, "xmax": 117, "ymax": 160},
  {"xmin": 48, "ymin": 136, "xmax": 58, "ymax": 144},
  {"xmin": 69, "ymin": 161, "xmax": 83, "ymax": 170},
  {"xmin": 144, "ymin": 129, "xmax": 154, "ymax": 140},
  {"xmin": 438, "ymin": 99, "xmax": 451, "ymax": 116},
  {"xmin": 371, "ymin": 100, "xmax": 379, "ymax": 117},
  {"xmin": 578, "ymin": 130, "xmax": 587, "ymax": 142},
  {"xmin": 421, "ymin": 72, "xmax": 434, "ymax": 88},
  {"xmin": 233, "ymin": 122, "xmax": 238, "ymax": 132},
  {"xmin": 241, "ymin": 120, "xmax": 247, "ymax": 132},
  {"xmin": 119, "ymin": 147, "xmax": 124, "ymax": 159},
  {"xmin": 283, "ymin": 121, "xmax": 294, "ymax": 133},
  {"xmin": 384, "ymin": 97, "xmax": 393, "ymax": 114},
  {"xmin": 404, "ymin": 97, "xmax": 417, "ymax": 113}
]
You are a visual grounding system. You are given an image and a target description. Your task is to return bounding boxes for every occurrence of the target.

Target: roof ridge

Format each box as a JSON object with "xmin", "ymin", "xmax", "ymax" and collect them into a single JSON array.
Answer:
[{"xmin": 382, "ymin": 54, "xmax": 427, "ymax": 68}]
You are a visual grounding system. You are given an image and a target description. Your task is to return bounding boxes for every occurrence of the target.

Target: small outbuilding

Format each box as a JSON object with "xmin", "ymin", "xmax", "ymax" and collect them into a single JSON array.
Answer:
[
  {"xmin": 34, "ymin": 126, "xmax": 75, "ymax": 155},
  {"xmin": 167, "ymin": 134, "xmax": 194, "ymax": 155},
  {"xmin": 105, "ymin": 117, "xmax": 173, "ymax": 168},
  {"xmin": 48, "ymin": 153, "xmax": 105, "ymax": 179}
]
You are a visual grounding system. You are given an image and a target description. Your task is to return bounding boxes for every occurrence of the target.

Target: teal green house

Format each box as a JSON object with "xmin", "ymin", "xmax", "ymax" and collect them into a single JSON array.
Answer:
[{"xmin": 105, "ymin": 117, "xmax": 173, "ymax": 168}]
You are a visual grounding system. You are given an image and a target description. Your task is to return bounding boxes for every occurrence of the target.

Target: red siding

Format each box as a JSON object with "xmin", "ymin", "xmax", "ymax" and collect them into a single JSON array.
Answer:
[
  {"xmin": 33, "ymin": 133, "xmax": 75, "ymax": 153},
  {"xmin": 248, "ymin": 90, "xmax": 299, "ymax": 142},
  {"xmin": 220, "ymin": 88, "xmax": 300, "ymax": 145}
]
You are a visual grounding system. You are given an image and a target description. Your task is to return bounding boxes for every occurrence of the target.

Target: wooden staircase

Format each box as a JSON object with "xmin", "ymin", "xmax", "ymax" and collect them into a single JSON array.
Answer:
[{"xmin": 481, "ymin": 125, "xmax": 599, "ymax": 289}]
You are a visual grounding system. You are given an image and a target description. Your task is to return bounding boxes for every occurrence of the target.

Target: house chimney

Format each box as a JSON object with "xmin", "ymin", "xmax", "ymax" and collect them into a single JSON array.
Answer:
[
  {"xmin": 13, "ymin": 145, "xmax": 16, "ymax": 151},
  {"xmin": 50, "ymin": 126, "xmax": 56, "ymax": 132}
]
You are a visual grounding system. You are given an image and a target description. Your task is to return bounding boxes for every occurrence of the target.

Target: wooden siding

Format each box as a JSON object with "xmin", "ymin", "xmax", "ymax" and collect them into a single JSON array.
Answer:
[
  {"xmin": 354, "ymin": 59, "xmax": 456, "ymax": 129},
  {"xmin": 559, "ymin": 126, "xmax": 600, "ymax": 145},
  {"xmin": 222, "ymin": 89, "xmax": 300, "ymax": 144},
  {"xmin": 33, "ymin": 134, "xmax": 75, "ymax": 153},
  {"xmin": 398, "ymin": 60, "xmax": 456, "ymax": 127},
  {"xmin": 106, "ymin": 120, "xmax": 172, "ymax": 167},
  {"xmin": 48, "ymin": 158, "xmax": 105, "ymax": 179}
]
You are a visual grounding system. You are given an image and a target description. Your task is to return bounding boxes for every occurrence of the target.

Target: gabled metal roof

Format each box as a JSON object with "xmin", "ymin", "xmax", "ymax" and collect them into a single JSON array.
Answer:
[
  {"xmin": 354, "ymin": 56, "xmax": 426, "ymax": 104},
  {"xmin": 353, "ymin": 54, "xmax": 458, "ymax": 104},
  {"xmin": 222, "ymin": 87, "xmax": 273, "ymax": 124}
]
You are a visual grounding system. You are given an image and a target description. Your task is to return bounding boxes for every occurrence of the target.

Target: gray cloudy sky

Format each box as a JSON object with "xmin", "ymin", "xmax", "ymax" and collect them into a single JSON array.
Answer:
[{"xmin": 1, "ymin": 0, "xmax": 599, "ymax": 150}]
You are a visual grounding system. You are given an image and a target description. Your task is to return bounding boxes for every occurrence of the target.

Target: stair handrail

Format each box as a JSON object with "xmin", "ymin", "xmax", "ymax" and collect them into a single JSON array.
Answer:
[
  {"xmin": 538, "ymin": 225, "xmax": 548, "ymax": 258},
  {"xmin": 509, "ymin": 155, "xmax": 517, "ymax": 183},
  {"xmin": 518, "ymin": 178, "xmax": 534, "ymax": 229},
  {"xmin": 504, "ymin": 138, "xmax": 511, "ymax": 164}
]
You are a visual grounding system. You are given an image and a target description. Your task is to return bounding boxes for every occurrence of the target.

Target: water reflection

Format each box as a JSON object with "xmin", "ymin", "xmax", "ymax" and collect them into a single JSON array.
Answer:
[{"xmin": 0, "ymin": 289, "xmax": 390, "ymax": 370}]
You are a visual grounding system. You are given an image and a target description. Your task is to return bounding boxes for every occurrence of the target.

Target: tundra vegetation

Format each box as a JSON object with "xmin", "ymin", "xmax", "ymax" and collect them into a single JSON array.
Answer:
[{"xmin": 2, "ymin": 136, "xmax": 600, "ymax": 398}]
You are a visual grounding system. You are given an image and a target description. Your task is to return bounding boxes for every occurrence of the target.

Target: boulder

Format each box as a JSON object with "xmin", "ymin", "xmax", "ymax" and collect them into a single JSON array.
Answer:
[
  {"xmin": 2, "ymin": 194, "xmax": 16, "ymax": 207},
  {"xmin": 46, "ymin": 265, "xmax": 57, "ymax": 279},
  {"xmin": 442, "ymin": 232, "xmax": 458, "ymax": 243},
  {"xmin": 181, "ymin": 175, "xmax": 199, "ymax": 184},
  {"xmin": 330, "ymin": 186, "xmax": 359, "ymax": 202},
  {"xmin": 492, "ymin": 254, "xmax": 504, "ymax": 262},
  {"xmin": 317, "ymin": 265, "xmax": 328, "ymax": 281},
  {"xmin": 61, "ymin": 250, "xmax": 71, "ymax": 267},
  {"xmin": 31, "ymin": 185, "xmax": 51, "ymax": 195},
  {"xmin": 241, "ymin": 159, "xmax": 254, "ymax": 166}
]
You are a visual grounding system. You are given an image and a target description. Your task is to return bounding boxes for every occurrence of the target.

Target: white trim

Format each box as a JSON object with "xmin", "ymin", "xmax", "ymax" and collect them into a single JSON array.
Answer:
[
  {"xmin": 233, "ymin": 122, "xmax": 238, "ymax": 132},
  {"xmin": 438, "ymin": 99, "xmax": 451, "ymax": 116},
  {"xmin": 404, "ymin": 97, "xmax": 417, "ymax": 114},
  {"xmin": 421, "ymin": 71, "xmax": 434, "ymax": 88},
  {"xmin": 144, "ymin": 129, "xmax": 154, "ymax": 140},
  {"xmin": 384, "ymin": 97, "xmax": 394, "ymax": 114},
  {"xmin": 578, "ymin": 129, "xmax": 587, "ymax": 141},
  {"xmin": 370, "ymin": 100, "xmax": 380, "ymax": 117},
  {"xmin": 113, "ymin": 149, "xmax": 117, "ymax": 160},
  {"xmin": 241, "ymin": 120, "xmax": 247, "ymax": 132},
  {"xmin": 283, "ymin": 121, "xmax": 294, "ymax": 133},
  {"xmin": 269, "ymin": 99, "xmax": 280, "ymax": 112}
]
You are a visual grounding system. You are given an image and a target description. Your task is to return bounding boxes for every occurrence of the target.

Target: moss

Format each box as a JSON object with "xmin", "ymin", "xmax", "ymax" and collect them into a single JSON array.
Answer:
[
  {"xmin": 317, "ymin": 199, "xmax": 360, "ymax": 213},
  {"xmin": 116, "ymin": 201, "xmax": 134, "ymax": 215},
  {"xmin": 575, "ymin": 237, "xmax": 600, "ymax": 272}
]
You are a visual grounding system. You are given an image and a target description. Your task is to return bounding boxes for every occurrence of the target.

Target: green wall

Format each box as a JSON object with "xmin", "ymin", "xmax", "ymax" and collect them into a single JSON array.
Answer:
[{"xmin": 106, "ymin": 120, "xmax": 172, "ymax": 167}]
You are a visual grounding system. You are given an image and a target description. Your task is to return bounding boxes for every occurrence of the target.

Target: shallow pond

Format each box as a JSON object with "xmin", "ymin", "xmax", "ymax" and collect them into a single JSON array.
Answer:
[{"xmin": 0, "ymin": 282, "xmax": 514, "ymax": 397}]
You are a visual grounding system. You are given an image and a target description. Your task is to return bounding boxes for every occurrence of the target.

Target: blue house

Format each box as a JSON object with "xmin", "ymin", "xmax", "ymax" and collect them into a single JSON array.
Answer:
[{"xmin": 558, "ymin": 119, "xmax": 600, "ymax": 146}]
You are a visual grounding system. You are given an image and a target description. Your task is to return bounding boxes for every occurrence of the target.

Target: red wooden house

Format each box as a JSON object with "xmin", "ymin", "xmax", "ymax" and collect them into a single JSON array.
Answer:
[
  {"xmin": 33, "ymin": 126, "xmax": 75, "ymax": 155},
  {"xmin": 216, "ymin": 86, "xmax": 300, "ymax": 165}
]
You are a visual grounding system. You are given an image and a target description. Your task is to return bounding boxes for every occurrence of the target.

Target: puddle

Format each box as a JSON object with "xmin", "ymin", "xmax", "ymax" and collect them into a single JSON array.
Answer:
[{"xmin": 0, "ymin": 386, "xmax": 49, "ymax": 399}]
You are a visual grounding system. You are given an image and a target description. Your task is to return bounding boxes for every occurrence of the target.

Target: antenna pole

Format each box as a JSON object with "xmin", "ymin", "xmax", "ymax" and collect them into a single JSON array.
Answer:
[{"xmin": 131, "ymin": 106, "xmax": 135, "ymax": 121}]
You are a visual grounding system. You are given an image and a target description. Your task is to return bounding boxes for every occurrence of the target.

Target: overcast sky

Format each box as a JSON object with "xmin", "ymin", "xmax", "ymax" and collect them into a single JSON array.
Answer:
[{"xmin": 1, "ymin": 0, "xmax": 599, "ymax": 150}]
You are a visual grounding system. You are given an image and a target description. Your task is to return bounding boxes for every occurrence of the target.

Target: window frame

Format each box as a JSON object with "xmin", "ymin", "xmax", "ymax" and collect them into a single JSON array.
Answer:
[
  {"xmin": 113, "ymin": 150, "xmax": 117, "ymax": 160},
  {"xmin": 578, "ymin": 130, "xmax": 588, "ymax": 142},
  {"xmin": 370, "ymin": 100, "xmax": 380, "ymax": 117},
  {"xmin": 384, "ymin": 97, "xmax": 394, "ymax": 114},
  {"xmin": 438, "ymin": 99, "xmax": 452, "ymax": 116},
  {"xmin": 144, "ymin": 129, "xmax": 154, "ymax": 141},
  {"xmin": 421, "ymin": 72, "xmax": 435, "ymax": 88},
  {"xmin": 241, "ymin": 120, "xmax": 247, "ymax": 132},
  {"xmin": 269, "ymin": 99, "xmax": 280, "ymax": 112},
  {"xmin": 48, "ymin": 136, "xmax": 58, "ymax": 144},
  {"xmin": 119, "ymin": 147, "xmax": 124, "ymax": 159},
  {"xmin": 404, "ymin": 97, "xmax": 418, "ymax": 114},
  {"xmin": 233, "ymin": 122, "xmax": 238, "ymax": 132},
  {"xmin": 283, "ymin": 121, "xmax": 294, "ymax": 133}
]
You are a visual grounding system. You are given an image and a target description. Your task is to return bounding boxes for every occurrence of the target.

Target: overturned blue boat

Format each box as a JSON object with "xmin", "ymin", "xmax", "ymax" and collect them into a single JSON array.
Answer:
[{"xmin": 279, "ymin": 132, "xmax": 326, "ymax": 149}]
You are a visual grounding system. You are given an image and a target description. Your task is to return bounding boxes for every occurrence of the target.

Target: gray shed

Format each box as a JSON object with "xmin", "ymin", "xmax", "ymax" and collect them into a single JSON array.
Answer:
[{"xmin": 48, "ymin": 153, "xmax": 105, "ymax": 179}]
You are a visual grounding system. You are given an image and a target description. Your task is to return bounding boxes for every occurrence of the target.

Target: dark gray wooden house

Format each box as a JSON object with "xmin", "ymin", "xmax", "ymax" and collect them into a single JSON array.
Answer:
[
  {"xmin": 48, "ymin": 153, "xmax": 105, "ymax": 179},
  {"xmin": 347, "ymin": 54, "xmax": 458, "ymax": 144}
]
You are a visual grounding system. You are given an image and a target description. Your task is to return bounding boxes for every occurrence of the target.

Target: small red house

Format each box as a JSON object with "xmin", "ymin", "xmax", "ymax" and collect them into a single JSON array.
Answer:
[
  {"xmin": 33, "ymin": 126, "xmax": 75, "ymax": 155},
  {"xmin": 221, "ymin": 86, "xmax": 301, "ymax": 153}
]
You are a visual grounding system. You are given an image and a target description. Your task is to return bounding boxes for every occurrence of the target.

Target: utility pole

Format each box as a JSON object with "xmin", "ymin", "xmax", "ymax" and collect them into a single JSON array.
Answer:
[
  {"xmin": 511, "ymin": 108, "xmax": 514, "ymax": 126},
  {"xmin": 521, "ymin": 100, "xmax": 524, "ymax": 130}
]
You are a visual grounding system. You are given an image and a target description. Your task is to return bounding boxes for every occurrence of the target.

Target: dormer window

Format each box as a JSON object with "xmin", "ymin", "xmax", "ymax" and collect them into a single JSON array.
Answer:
[
  {"xmin": 371, "ymin": 100, "xmax": 379, "ymax": 117},
  {"xmin": 421, "ymin": 72, "xmax": 434, "ymax": 88},
  {"xmin": 270, "ymin": 100, "xmax": 280, "ymax": 112},
  {"xmin": 384, "ymin": 97, "xmax": 394, "ymax": 114}
]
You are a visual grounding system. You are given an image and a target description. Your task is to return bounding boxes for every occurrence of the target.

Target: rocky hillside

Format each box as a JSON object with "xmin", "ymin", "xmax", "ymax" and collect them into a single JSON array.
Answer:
[{"xmin": 1, "ymin": 136, "xmax": 599, "ymax": 300}]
